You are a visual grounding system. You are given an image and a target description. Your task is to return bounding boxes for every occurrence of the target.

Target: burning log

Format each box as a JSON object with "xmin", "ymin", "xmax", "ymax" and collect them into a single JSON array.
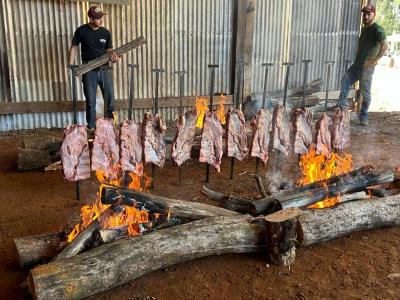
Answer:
[
  {"xmin": 14, "ymin": 232, "xmax": 66, "ymax": 269},
  {"xmin": 28, "ymin": 215, "xmax": 265, "ymax": 300},
  {"xmin": 251, "ymin": 169, "xmax": 394, "ymax": 215},
  {"xmin": 101, "ymin": 187, "xmax": 239, "ymax": 220},
  {"xmin": 96, "ymin": 226, "xmax": 128, "ymax": 244}
]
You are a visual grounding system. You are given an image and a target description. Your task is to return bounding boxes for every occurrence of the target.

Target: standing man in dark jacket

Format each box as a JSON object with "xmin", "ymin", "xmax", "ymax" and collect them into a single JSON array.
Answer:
[
  {"xmin": 68, "ymin": 6, "xmax": 120, "ymax": 131},
  {"xmin": 338, "ymin": 4, "xmax": 388, "ymax": 126}
]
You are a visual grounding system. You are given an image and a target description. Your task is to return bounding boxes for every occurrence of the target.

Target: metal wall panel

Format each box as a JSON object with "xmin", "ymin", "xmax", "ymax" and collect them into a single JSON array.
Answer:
[
  {"xmin": 0, "ymin": 0, "xmax": 233, "ymax": 130},
  {"xmin": 251, "ymin": 0, "xmax": 361, "ymax": 95}
]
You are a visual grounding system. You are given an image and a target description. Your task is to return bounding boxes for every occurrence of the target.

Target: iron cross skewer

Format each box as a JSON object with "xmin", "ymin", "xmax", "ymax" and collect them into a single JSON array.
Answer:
[
  {"xmin": 276, "ymin": 62, "xmax": 293, "ymax": 172},
  {"xmin": 69, "ymin": 64, "xmax": 80, "ymax": 201},
  {"xmin": 174, "ymin": 70, "xmax": 187, "ymax": 186},
  {"xmin": 205, "ymin": 64, "xmax": 219, "ymax": 183},
  {"xmin": 230, "ymin": 62, "xmax": 244, "ymax": 180},
  {"xmin": 150, "ymin": 68, "xmax": 165, "ymax": 190},
  {"xmin": 255, "ymin": 62, "xmax": 273, "ymax": 175}
]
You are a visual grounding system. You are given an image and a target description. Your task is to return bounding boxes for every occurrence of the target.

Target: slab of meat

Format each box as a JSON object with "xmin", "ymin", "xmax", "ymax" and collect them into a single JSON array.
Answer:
[
  {"xmin": 226, "ymin": 109, "xmax": 248, "ymax": 161},
  {"xmin": 91, "ymin": 118, "xmax": 120, "ymax": 179},
  {"xmin": 171, "ymin": 110, "xmax": 198, "ymax": 166},
  {"xmin": 199, "ymin": 111, "xmax": 223, "ymax": 172},
  {"xmin": 291, "ymin": 108, "xmax": 313, "ymax": 154},
  {"xmin": 61, "ymin": 124, "xmax": 90, "ymax": 182},
  {"xmin": 331, "ymin": 107, "xmax": 350, "ymax": 151},
  {"xmin": 250, "ymin": 109, "xmax": 273, "ymax": 164},
  {"xmin": 142, "ymin": 113, "xmax": 167, "ymax": 167},
  {"xmin": 271, "ymin": 104, "xmax": 291, "ymax": 156},
  {"xmin": 315, "ymin": 113, "xmax": 332, "ymax": 156},
  {"xmin": 120, "ymin": 120, "xmax": 143, "ymax": 175}
]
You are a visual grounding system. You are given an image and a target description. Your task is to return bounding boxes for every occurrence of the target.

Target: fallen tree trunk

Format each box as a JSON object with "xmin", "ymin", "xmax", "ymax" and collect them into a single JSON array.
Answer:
[
  {"xmin": 14, "ymin": 232, "xmax": 66, "ymax": 269},
  {"xmin": 29, "ymin": 215, "xmax": 266, "ymax": 300},
  {"xmin": 101, "ymin": 187, "xmax": 239, "ymax": 220},
  {"xmin": 297, "ymin": 194, "xmax": 400, "ymax": 246}
]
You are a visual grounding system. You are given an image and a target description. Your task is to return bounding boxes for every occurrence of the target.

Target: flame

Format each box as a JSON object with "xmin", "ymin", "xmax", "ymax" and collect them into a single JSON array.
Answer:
[
  {"xmin": 195, "ymin": 95, "xmax": 226, "ymax": 128},
  {"xmin": 67, "ymin": 164, "xmax": 153, "ymax": 243},
  {"xmin": 195, "ymin": 97, "xmax": 209, "ymax": 128},
  {"xmin": 297, "ymin": 145, "xmax": 353, "ymax": 209}
]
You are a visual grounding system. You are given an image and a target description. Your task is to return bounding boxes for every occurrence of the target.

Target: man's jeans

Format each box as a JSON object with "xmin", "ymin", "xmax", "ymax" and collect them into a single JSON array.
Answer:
[
  {"xmin": 337, "ymin": 66, "xmax": 374, "ymax": 121},
  {"xmin": 82, "ymin": 68, "xmax": 115, "ymax": 129}
]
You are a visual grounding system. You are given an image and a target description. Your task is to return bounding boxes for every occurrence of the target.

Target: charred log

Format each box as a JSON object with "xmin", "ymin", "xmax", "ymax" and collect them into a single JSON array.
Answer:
[
  {"xmin": 101, "ymin": 186, "xmax": 239, "ymax": 220},
  {"xmin": 29, "ymin": 215, "xmax": 266, "ymax": 300}
]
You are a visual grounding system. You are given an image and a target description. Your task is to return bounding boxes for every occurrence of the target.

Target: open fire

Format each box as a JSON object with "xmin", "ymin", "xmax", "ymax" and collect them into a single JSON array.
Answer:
[
  {"xmin": 67, "ymin": 166, "xmax": 153, "ymax": 242},
  {"xmin": 195, "ymin": 95, "xmax": 226, "ymax": 128},
  {"xmin": 297, "ymin": 145, "xmax": 353, "ymax": 208}
]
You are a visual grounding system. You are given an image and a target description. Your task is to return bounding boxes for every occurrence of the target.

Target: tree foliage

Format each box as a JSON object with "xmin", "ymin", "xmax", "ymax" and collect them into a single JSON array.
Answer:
[{"xmin": 376, "ymin": 0, "xmax": 400, "ymax": 35}]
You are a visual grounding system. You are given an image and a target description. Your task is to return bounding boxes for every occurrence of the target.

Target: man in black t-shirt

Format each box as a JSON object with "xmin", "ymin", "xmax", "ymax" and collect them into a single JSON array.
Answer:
[
  {"xmin": 68, "ymin": 6, "xmax": 120, "ymax": 131},
  {"xmin": 338, "ymin": 5, "xmax": 388, "ymax": 126}
]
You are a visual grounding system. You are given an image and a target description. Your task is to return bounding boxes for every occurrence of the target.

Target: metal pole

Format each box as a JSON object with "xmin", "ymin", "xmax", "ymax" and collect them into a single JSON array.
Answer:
[
  {"xmin": 276, "ymin": 62, "xmax": 293, "ymax": 172},
  {"xmin": 69, "ymin": 65, "xmax": 80, "ymax": 201},
  {"xmin": 229, "ymin": 62, "xmax": 244, "ymax": 180},
  {"xmin": 151, "ymin": 68, "xmax": 165, "ymax": 190},
  {"xmin": 255, "ymin": 62, "xmax": 273, "ymax": 175},
  {"xmin": 205, "ymin": 64, "xmax": 219, "ymax": 183},
  {"xmin": 324, "ymin": 61, "xmax": 335, "ymax": 112},
  {"xmin": 174, "ymin": 70, "xmax": 186, "ymax": 186},
  {"xmin": 301, "ymin": 60, "xmax": 312, "ymax": 109},
  {"xmin": 127, "ymin": 64, "xmax": 138, "ymax": 121}
]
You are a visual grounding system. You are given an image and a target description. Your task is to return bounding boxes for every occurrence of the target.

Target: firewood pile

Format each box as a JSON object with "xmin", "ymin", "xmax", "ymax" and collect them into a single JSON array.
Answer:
[{"xmin": 15, "ymin": 165, "xmax": 400, "ymax": 300}]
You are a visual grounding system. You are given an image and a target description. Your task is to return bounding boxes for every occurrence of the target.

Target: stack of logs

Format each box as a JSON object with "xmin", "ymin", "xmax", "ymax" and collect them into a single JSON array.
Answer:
[{"xmin": 15, "ymin": 166, "xmax": 400, "ymax": 300}]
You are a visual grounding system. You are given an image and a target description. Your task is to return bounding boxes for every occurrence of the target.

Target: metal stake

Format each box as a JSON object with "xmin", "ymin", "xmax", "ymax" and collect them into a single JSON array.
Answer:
[
  {"xmin": 229, "ymin": 63, "xmax": 244, "ymax": 180},
  {"xmin": 276, "ymin": 62, "xmax": 293, "ymax": 172},
  {"xmin": 69, "ymin": 65, "xmax": 80, "ymax": 201},
  {"xmin": 301, "ymin": 60, "xmax": 312, "ymax": 109},
  {"xmin": 174, "ymin": 70, "xmax": 186, "ymax": 185},
  {"xmin": 324, "ymin": 61, "xmax": 335, "ymax": 112},
  {"xmin": 151, "ymin": 68, "xmax": 165, "ymax": 190},
  {"xmin": 255, "ymin": 62, "xmax": 273, "ymax": 175},
  {"xmin": 205, "ymin": 64, "xmax": 219, "ymax": 183}
]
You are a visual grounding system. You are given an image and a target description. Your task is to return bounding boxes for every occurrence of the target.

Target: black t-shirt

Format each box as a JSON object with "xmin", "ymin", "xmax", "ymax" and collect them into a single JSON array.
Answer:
[{"xmin": 72, "ymin": 24, "xmax": 112, "ymax": 62}]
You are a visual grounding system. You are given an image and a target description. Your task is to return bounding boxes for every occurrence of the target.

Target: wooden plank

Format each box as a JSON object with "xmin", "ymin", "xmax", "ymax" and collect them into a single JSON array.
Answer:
[
  {"xmin": 313, "ymin": 90, "xmax": 356, "ymax": 100},
  {"xmin": 0, "ymin": 95, "xmax": 233, "ymax": 115},
  {"xmin": 68, "ymin": 0, "xmax": 130, "ymax": 4}
]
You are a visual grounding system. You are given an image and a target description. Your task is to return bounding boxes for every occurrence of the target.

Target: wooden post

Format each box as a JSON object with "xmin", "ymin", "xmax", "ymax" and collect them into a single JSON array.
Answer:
[{"xmin": 233, "ymin": 0, "xmax": 256, "ymax": 99}]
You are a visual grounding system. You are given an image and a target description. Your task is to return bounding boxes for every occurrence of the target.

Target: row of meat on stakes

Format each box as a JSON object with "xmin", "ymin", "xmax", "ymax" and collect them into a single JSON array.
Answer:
[{"xmin": 60, "ymin": 104, "xmax": 350, "ymax": 182}]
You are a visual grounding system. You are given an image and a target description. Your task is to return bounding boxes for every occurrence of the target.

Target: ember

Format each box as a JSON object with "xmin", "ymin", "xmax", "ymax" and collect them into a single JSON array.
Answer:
[{"xmin": 297, "ymin": 145, "xmax": 353, "ymax": 208}]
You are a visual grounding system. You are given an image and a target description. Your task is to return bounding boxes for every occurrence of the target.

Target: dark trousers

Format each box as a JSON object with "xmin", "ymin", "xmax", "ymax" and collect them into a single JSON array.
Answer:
[{"xmin": 82, "ymin": 68, "xmax": 115, "ymax": 129}]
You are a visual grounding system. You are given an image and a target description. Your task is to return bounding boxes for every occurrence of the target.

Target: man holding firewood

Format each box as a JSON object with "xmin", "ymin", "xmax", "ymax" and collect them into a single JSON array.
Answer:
[
  {"xmin": 338, "ymin": 4, "xmax": 388, "ymax": 126},
  {"xmin": 68, "ymin": 6, "xmax": 120, "ymax": 133}
]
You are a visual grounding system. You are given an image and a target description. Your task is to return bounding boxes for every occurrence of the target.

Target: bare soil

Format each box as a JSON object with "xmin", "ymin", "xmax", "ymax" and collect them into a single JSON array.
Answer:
[{"xmin": 0, "ymin": 112, "xmax": 399, "ymax": 300}]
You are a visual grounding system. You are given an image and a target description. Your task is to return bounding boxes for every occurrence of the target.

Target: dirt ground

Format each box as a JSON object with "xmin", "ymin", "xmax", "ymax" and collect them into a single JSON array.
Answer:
[{"xmin": 0, "ymin": 112, "xmax": 399, "ymax": 300}]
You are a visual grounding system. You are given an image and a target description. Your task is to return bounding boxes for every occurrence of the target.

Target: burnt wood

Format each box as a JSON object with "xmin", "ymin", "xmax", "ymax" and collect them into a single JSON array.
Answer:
[{"xmin": 101, "ymin": 187, "xmax": 239, "ymax": 220}]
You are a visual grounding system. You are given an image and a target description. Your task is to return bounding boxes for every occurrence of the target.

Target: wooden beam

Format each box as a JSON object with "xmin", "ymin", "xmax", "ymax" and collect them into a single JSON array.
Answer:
[
  {"xmin": 234, "ymin": 0, "xmax": 256, "ymax": 101},
  {"xmin": 313, "ymin": 90, "xmax": 356, "ymax": 100},
  {"xmin": 0, "ymin": 95, "xmax": 233, "ymax": 115}
]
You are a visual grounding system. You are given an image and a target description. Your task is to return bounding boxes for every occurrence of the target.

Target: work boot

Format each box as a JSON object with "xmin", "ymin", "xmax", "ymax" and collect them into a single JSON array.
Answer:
[{"xmin": 360, "ymin": 119, "xmax": 369, "ymax": 126}]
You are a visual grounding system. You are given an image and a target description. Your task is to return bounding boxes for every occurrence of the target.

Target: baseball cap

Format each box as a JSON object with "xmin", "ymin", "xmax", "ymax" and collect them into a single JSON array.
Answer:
[
  {"xmin": 88, "ymin": 6, "xmax": 107, "ymax": 19},
  {"xmin": 362, "ymin": 4, "xmax": 376, "ymax": 14}
]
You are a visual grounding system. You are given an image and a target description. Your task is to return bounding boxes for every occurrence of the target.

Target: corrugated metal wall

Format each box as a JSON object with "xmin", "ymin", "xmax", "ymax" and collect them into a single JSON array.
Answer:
[
  {"xmin": 0, "ymin": 0, "xmax": 362, "ymax": 131},
  {"xmin": 0, "ymin": 0, "xmax": 233, "ymax": 130},
  {"xmin": 251, "ymin": 0, "xmax": 361, "ymax": 95}
]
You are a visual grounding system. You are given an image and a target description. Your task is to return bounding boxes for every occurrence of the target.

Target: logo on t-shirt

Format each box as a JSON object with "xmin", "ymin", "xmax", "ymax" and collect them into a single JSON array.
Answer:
[{"xmin": 99, "ymin": 39, "xmax": 106, "ymax": 44}]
